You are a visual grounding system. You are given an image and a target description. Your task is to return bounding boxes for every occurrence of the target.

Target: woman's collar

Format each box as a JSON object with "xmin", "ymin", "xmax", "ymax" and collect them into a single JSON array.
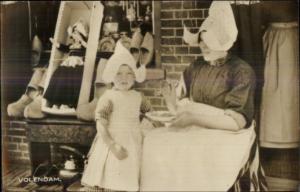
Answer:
[{"xmin": 208, "ymin": 53, "xmax": 231, "ymax": 67}]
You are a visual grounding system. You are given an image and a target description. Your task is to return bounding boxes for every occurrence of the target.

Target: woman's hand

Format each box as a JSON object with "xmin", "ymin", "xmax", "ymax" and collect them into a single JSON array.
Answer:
[
  {"xmin": 169, "ymin": 110, "xmax": 195, "ymax": 129},
  {"xmin": 109, "ymin": 143, "xmax": 128, "ymax": 160},
  {"xmin": 161, "ymin": 80, "xmax": 177, "ymax": 114}
]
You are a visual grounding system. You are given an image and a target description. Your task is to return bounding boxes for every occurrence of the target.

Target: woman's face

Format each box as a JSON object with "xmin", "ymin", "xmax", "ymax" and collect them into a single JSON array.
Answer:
[
  {"xmin": 199, "ymin": 33, "xmax": 226, "ymax": 62},
  {"xmin": 113, "ymin": 65, "xmax": 135, "ymax": 91},
  {"xmin": 199, "ymin": 40, "xmax": 211, "ymax": 59}
]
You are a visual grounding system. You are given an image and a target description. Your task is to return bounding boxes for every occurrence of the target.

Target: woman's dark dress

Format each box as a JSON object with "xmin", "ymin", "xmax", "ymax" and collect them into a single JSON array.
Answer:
[
  {"xmin": 182, "ymin": 55, "xmax": 267, "ymax": 191},
  {"xmin": 183, "ymin": 55, "xmax": 256, "ymax": 128}
]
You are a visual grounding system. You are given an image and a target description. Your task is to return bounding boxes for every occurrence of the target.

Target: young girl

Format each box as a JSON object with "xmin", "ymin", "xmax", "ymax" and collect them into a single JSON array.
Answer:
[{"xmin": 81, "ymin": 41, "xmax": 150, "ymax": 191}]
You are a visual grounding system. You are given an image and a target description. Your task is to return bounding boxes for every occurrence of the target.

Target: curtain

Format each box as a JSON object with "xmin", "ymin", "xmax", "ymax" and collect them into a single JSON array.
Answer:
[{"xmin": 230, "ymin": 1, "xmax": 264, "ymax": 129}]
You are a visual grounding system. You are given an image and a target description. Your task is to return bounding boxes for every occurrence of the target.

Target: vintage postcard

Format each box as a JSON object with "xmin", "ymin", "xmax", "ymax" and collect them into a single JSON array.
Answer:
[{"xmin": 1, "ymin": 1, "xmax": 299, "ymax": 192}]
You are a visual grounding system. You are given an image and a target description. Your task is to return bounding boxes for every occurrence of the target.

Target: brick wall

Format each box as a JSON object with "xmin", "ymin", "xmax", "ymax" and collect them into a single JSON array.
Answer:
[
  {"xmin": 137, "ymin": 0, "xmax": 210, "ymax": 109},
  {"xmin": 3, "ymin": 1, "xmax": 211, "ymax": 165},
  {"xmin": 2, "ymin": 120, "xmax": 30, "ymax": 165},
  {"xmin": 161, "ymin": 1, "xmax": 210, "ymax": 79}
]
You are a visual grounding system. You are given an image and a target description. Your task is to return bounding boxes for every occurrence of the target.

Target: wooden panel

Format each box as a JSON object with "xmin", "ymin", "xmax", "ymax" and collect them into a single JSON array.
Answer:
[
  {"xmin": 28, "ymin": 124, "xmax": 96, "ymax": 145},
  {"xmin": 26, "ymin": 118, "xmax": 95, "ymax": 125},
  {"xmin": 153, "ymin": 1, "xmax": 162, "ymax": 68},
  {"xmin": 78, "ymin": 2, "xmax": 104, "ymax": 106}
]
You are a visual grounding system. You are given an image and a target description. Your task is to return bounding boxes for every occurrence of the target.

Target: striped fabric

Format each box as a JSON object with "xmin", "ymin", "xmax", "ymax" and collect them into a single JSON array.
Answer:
[{"xmin": 229, "ymin": 140, "xmax": 268, "ymax": 192}]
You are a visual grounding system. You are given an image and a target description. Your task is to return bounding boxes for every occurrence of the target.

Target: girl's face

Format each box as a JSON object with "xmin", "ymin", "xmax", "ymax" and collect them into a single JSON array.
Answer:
[{"xmin": 113, "ymin": 65, "xmax": 135, "ymax": 91}]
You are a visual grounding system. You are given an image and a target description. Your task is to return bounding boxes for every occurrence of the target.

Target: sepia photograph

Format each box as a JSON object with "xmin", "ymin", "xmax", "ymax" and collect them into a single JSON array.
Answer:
[{"xmin": 1, "ymin": 1, "xmax": 299, "ymax": 191}]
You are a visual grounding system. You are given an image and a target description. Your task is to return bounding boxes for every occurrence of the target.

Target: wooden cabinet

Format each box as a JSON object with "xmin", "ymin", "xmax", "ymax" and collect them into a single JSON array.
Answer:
[{"xmin": 23, "ymin": 119, "xmax": 96, "ymax": 174}]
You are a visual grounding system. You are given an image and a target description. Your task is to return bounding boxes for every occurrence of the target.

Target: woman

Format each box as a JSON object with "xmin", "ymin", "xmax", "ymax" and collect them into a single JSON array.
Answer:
[
  {"xmin": 164, "ymin": 39, "xmax": 255, "ymax": 132},
  {"xmin": 159, "ymin": 1, "xmax": 266, "ymax": 191},
  {"xmin": 259, "ymin": 0, "xmax": 299, "ymax": 148},
  {"xmin": 165, "ymin": 2, "xmax": 255, "ymax": 132}
]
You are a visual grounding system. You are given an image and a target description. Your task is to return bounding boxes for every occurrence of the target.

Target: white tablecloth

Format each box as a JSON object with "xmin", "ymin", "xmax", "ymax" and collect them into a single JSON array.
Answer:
[{"xmin": 140, "ymin": 126, "xmax": 255, "ymax": 191}]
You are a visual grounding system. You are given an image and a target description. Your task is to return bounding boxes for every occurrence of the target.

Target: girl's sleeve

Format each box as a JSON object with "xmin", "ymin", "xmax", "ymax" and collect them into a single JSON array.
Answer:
[
  {"xmin": 140, "ymin": 94, "xmax": 152, "ymax": 114},
  {"xmin": 95, "ymin": 91, "xmax": 113, "ymax": 126}
]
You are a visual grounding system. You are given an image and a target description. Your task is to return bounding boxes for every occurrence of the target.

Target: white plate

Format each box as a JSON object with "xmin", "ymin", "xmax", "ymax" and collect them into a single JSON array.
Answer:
[{"xmin": 145, "ymin": 111, "xmax": 176, "ymax": 123}]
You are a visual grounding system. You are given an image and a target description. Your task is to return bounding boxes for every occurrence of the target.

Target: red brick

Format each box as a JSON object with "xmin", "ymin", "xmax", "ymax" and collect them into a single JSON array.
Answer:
[
  {"xmin": 8, "ymin": 129, "xmax": 26, "ymax": 136},
  {"xmin": 150, "ymin": 98, "xmax": 162, "ymax": 106},
  {"xmin": 182, "ymin": 56, "xmax": 196, "ymax": 63},
  {"xmin": 162, "ymin": 64, "xmax": 174, "ymax": 72},
  {"xmin": 142, "ymin": 89, "xmax": 156, "ymax": 97},
  {"xmin": 19, "ymin": 144, "xmax": 28, "ymax": 151},
  {"xmin": 183, "ymin": 19, "xmax": 197, "ymax": 28},
  {"xmin": 12, "ymin": 137, "xmax": 23, "ymax": 142},
  {"xmin": 135, "ymin": 82, "xmax": 147, "ymax": 88},
  {"xmin": 8, "ymin": 143, "xmax": 18, "ymax": 150},
  {"xmin": 191, "ymin": 28, "xmax": 201, "ymax": 34},
  {"xmin": 145, "ymin": 81, "xmax": 161, "ymax": 89},
  {"xmin": 175, "ymin": 47, "xmax": 189, "ymax": 54},
  {"xmin": 161, "ymin": 56, "xmax": 181, "ymax": 63},
  {"xmin": 153, "ymin": 106, "xmax": 168, "ymax": 111},
  {"xmin": 161, "ymin": 20, "xmax": 182, "ymax": 28},
  {"xmin": 174, "ymin": 65, "xmax": 188, "ymax": 72},
  {"xmin": 161, "ymin": 11, "xmax": 174, "ymax": 19},
  {"xmin": 8, "ymin": 151, "xmax": 22, "ymax": 158},
  {"xmin": 22, "ymin": 152, "xmax": 30, "ymax": 158},
  {"xmin": 7, "ymin": 136, "xmax": 14, "ymax": 142},
  {"xmin": 161, "ymin": 37, "xmax": 183, "ymax": 45},
  {"xmin": 161, "ymin": 46, "xmax": 175, "ymax": 55},
  {"xmin": 196, "ymin": 55, "xmax": 204, "ymax": 60},
  {"xmin": 161, "ymin": 29, "xmax": 174, "ymax": 36},
  {"xmin": 9, "ymin": 158, "xmax": 30, "ymax": 165},
  {"xmin": 183, "ymin": 1, "xmax": 195, "ymax": 9},
  {"xmin": 190, "ymin": 10, "xmax": 203, "ymax": 18},
  {"xmin": 176, "ymin": 29, "xmax": 184, "ymax": 36},
  {"xmin": 3, "ymin": 120, "xmax": 10, "ymax": 128},
  {"xmin": 204, "ymin": 9, "xmax": 209, "ymax": 17},
  {"xmin": 196, "ymin": 1, "xmax": 212, "ymax": 9},
  {"xmin": 175, "ymin": 11, "xmax": 188, "ymax": 18},
  {"xmin": 161, "ymin": 1, "xmax": 182, "ymax": 10},
  {"xmin": 197, "ymin": 19, "xmax": 204, "ymax": 27},
  {"xmin": 166, "ymin": 72, "xmax": 181, "ymax": 80},
  {"xmin": 9, "ymin": 121, "xmax": 26, "ymax": 129},
  {"xmin": 190, "ymin": 46, "xmax": 201, "ymax": 54}
]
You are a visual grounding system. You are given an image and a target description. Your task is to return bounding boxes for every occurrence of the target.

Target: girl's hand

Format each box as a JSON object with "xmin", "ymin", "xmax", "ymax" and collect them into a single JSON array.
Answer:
[
  {"xmin": 169, "ymin": 110, "xmax": 194, "ymax": 129},
  {"xmin": 109, "ymin": 143, "xmax": 128, "ymax": 160}
]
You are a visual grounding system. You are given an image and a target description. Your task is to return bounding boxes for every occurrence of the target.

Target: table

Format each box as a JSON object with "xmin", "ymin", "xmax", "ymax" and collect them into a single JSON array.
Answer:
[{"xmin": 140, "ymin": 126, "xmax": 256, "ymax": 191}]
